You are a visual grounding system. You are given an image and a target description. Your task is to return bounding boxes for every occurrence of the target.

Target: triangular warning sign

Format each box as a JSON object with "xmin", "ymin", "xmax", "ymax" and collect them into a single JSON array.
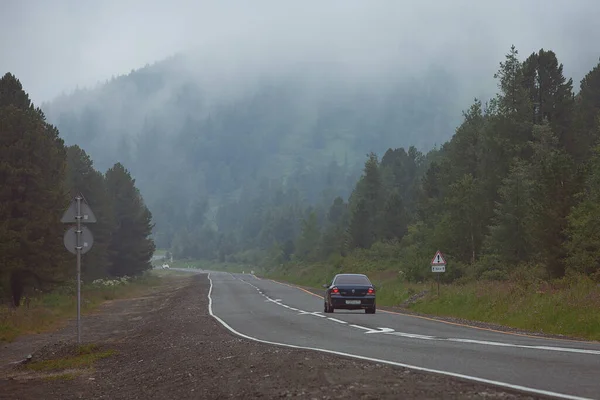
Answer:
[
  {"xmin": 61, "ymin": 197, "xmax": 97, "ymax": 224},
  {"xmin": 431, "ymin": 250, "xmax": 446, "ymax": 265}
]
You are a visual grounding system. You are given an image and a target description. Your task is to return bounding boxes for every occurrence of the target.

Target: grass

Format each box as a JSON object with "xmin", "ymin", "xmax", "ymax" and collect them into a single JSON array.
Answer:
[
  {"xmin": 204, "ymin": 259, "xmax": 428, "ymax": 306},
  {"xmin": 205, "ymin": 259, "xmax": 600, "ymax": 341},
  {"xmin": 43, "ymin": 372, "xmax": 79, "ymax": 381},
  {"xmin": 411, "ymin": 276, "xmax": 600, "ymax": 340},
  {"xmin": 26, "ymin": 343, "xmax": 116, "ymax": 372},
  {"xmin": 170, "ymin": 259, "xmax": 260, "ymax": 274},
  {"xmin": 0, "ymin": 272, "xmax": 165, "ymax": 343}
]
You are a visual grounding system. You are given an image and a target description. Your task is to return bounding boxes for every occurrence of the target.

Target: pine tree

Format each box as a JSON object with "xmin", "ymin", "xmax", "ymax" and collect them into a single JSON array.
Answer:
[
  {"xmin": 295, "ymin": 211, "xmax": 321, "ymax": 261},
  {"xmin": 347, "ymin": 153, "xmax": 382, "ymax": 248},
  {"xmin": 379, "ymin": 190, "xmax": 408, "ymax": 241},
  {"xmin": 0, "ymin": 73, "xmax": 70, "ymax": 306},
  {"xmin": 571, "ymin": 61, "xmax": 600, "ymax": 162},
  {"xmin": 564, "ymin": 141, "xmax": 600, "ymax": 279},
  {"xmin": 484, "ymin": 159, "xmax": 533, "ymax": 265},
  {"xmin": 522, "ymin": 49, "xmax": 574, "ymax": 151},
  {"xmin": 526, "ymin": 124, "xmax": 577, "ymax": 278},
  {"xmin": 348, "ymin": 198, "xmax": 371, "ymax": 249},
  {"xmin": 105, "ymin": 163, "xmax": 155, "ymax": 277},
  {"xmin": 492, "ymin": 45, "xmax": 531, "ymax": 119},
  {"xmin": 443, "ymin": 173, "xmax": 485, "ymax": 264},
  {"xmin": 65, "ymin": 145, "xmax": 115, "ymax": 280}
]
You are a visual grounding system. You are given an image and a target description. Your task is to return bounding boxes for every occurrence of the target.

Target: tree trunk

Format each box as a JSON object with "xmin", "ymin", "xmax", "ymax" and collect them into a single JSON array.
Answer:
[{"xmin": 10, "ymin": 271, "xmax": 24, "ymax": 308}]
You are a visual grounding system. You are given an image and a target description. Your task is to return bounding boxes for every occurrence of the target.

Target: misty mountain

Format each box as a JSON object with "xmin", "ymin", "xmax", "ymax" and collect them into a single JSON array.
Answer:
[{"xmin": 42, "ymin": 54, "xmax": 470, "ymax": 247}]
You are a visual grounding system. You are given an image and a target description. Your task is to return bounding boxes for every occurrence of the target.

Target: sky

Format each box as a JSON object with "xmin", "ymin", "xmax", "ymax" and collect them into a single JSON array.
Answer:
[{"xmin": 1, "ymin": 0, "xmax": 599, "ymax": 103}]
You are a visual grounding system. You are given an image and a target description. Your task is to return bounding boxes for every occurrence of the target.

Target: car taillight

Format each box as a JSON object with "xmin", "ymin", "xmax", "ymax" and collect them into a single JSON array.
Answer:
[
  {"xmin": 367, "ymin": 287, "xmax": 374, "ymax": 294},
  {"xmin": 332, "ymin": 287, "xmax": 339, "ymax": 294}
]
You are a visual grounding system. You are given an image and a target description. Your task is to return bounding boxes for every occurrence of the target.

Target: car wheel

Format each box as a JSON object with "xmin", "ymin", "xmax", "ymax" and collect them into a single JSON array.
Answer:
[
  {"xmin": 324, "ymin": 302, "xmax": 329, "ymax": 313},
  {"xmin": 365, "ymin": 306, "xmax": 376, "ymax": 314}
]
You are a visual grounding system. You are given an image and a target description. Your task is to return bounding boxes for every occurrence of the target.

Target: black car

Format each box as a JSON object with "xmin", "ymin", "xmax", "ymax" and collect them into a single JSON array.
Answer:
[{"xmin": 323, "ymin": 273, "xmax": 376, "ymax": 314}]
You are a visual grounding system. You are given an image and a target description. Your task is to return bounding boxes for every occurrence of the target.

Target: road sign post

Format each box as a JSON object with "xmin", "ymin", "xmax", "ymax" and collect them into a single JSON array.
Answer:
[
  {"xmin": 431, "ymin": 250, "xmax": 446, "ymax": 296},
  {"xmin": 61, "ymin": 194, "xmax": 96, "ymax": 343}
]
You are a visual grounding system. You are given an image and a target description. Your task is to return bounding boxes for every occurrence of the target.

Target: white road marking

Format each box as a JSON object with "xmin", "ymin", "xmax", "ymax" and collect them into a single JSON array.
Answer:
[
  {"xmin": 364, "ymin": 327, "xmax": 395, "ymax": 334},
  {"xmin": 388, "ymin": 332, "xmax": 436, "ymax": 340},
  {"xmin": 237, "ymin": 275, "xmax": 600, "ymax": 357},
  {"xmin": 447, "ymin": 338, "xmax": 600, "ymax": 356},
  {"xmin": 207, "ymin": 273, "xmax": 592, "ymax": 400},
  {"xmin": 350, "ymin": 324, "xmax": 372, "ymax": 331},
  {"xmin": 298, "ymin": 311, "xmax": 326, "ymax": 318},
  {"xmin": 327, "ymin": 318, "xmax": 348, "ymax": 324}
]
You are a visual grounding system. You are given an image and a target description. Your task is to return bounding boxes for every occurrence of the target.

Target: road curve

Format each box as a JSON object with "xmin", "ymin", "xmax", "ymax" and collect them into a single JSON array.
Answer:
[{"xmin": 206, "ymin": 271, "xmax": 600, "ymax": 400}]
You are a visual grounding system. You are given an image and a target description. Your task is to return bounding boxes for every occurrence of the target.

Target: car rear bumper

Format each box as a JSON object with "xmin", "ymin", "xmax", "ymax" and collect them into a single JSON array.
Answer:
[{"xmin": 330, "ymin": 295, "xmax": 375, "ymax": 309}]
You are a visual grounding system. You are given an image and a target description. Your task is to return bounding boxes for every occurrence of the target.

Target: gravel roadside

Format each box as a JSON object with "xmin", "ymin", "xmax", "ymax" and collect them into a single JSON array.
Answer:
[{"xmin": 1, "ymin": 273, "xmax": 548, "ymax": 399}]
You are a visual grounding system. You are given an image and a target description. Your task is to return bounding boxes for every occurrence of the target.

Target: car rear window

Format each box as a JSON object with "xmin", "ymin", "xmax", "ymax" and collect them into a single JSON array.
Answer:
[{"xmin": 334, "ymin": 275, "xmax": 371, "ymax": 285}]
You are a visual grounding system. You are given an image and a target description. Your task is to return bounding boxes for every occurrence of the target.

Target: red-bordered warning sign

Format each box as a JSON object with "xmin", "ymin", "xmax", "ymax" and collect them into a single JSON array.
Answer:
[{"xmin": 431, "ymin": 250, "xmax": 446, "ymax": 265}]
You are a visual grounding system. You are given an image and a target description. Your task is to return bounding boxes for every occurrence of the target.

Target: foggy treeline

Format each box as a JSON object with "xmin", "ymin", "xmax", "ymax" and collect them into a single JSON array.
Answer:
[
  {"xmin": 43, "ymin": 56, "xmax": 464, "ymax": 249},
  {"xmin": 0, "ymin": 73, "xmax": 155, "ymax": 307},
  {"xmin": 42, "ymin": 46, "xmax": 600, "ymax": 283}
]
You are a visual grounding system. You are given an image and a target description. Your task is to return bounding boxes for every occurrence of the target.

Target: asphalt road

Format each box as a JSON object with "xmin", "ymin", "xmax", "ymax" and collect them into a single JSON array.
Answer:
[{"xmin": 205, "ymin": 271, "xmax": 600, "ymax": 400}]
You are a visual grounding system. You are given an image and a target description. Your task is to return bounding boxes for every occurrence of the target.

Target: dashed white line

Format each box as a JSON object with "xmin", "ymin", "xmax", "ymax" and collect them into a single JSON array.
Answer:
[
  {"xmin": 388, "ymin": 332, "xmax": 436, "ymax": 340},
  {"xmin": 235, "ymin": 274, "xmax": 600, "ymax": 357},
  {"xmin": 298, "ymin": 311, "xmax": 326, "ymax": 318},
  {"xmin": 350, "ymin": 324, "xmax": 372, "ymax": 331},
  {"xmin": 365, "ymin": 327, "xmax": 395, "ymax": 334},
  {"xmin": 327, "ymin": 318, "xmax": 348, "ymax": 324},
  {"xmin": 208, "ymin": 273, "xmax": 592, "ymax": 400}
]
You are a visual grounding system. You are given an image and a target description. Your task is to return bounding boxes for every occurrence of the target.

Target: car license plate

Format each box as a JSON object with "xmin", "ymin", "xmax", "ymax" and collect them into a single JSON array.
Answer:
[{"xmin": 346, "ymin": 300, "xmax": 361, "ymax": 305}]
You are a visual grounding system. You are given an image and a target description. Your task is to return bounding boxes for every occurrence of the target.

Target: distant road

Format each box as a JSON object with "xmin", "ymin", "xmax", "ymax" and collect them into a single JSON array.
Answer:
[{"xmin": 207, "ymin": 271, "xmax": 600, "ymax": 400}]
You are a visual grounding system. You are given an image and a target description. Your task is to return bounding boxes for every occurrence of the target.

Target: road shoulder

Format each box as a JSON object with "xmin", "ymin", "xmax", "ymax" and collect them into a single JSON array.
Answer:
[{"xmin": 1, "ymin": 273, "xmax": 546, "ymax": 399}]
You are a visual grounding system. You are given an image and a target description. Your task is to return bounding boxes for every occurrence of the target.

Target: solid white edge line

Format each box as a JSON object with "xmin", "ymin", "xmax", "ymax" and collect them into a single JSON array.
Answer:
[{"xmin": 207, "ymin": 273, "xmax": 592, "ymax": 400}]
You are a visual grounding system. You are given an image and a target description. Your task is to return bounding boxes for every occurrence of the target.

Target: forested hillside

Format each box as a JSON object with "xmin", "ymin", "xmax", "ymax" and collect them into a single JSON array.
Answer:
[
  {"xmin": 189, "ymin": 46, "xmax": 600, "ymax": 284},
  {"xmin": 42, "ymin": 56, "xmax": 468, "ymax": 249},
  {"xmin": 40, "ymin": 45, "xmax": 600, "ymax": 285},
  {"xmin": 0, "ymin": 73, "xmax": 155, "ymax": 307}
]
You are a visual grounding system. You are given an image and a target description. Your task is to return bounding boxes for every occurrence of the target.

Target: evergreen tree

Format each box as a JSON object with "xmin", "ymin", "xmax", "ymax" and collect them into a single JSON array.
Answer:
[
  {"xmin": 522, "ymin": 49, "xmax": 574, "ymax": 151},
  {"xmin": 492, "ymin": 45, "xmax": 531, "ymax": 119},
  {"xmin": 347, "ymin": 153, "xmax": 382, "ymax": 248},
  {"xmin": 442, "ymin": 173, "xmax": 485, "ymax": 264},
  {"xmin": 65, "ymin": 145, "xmax": 115, "ymax": 280},
  {"xmin": 348, "ymin": 199, "xmax": 371, "ymax": 249},
  {"xmin": 379, "ymin": 190, "xmax": 408, "ymax": 241},
  {"xmin": 105, "ymin": 163, "xmax": 155, "ymax": 277},
  {"xmin": 295, "ymin": 211, "xmax": 321, "ymax": 261},
  {"xmin": 571, "ymin": 61, "xmax": 600, "ymax": 162},
  {"xmin": 526, "ymin": 124, "xmax": 577, "ymax": 278},
  {"xmin": 0, "ymin": 73, "xmax": 70, "ymax": 306},
  {"xmin": 484, "ymin": 159, "xmax": 533, "ymax": 265},
  {"xmin": 564, "ymin": 141, "xmax": 600, "ymax": 279}
]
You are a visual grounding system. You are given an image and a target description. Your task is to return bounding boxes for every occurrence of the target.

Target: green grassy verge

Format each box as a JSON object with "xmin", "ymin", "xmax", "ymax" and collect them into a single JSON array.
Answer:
[
  {"xmin": 201, "ymin": 260, "xmax": 600, "ymax": 341},
  {"xmin": 26, "ymin": 343, "xmax": 116, "ymax": 372},
  {"xmin": 0, "ymin": 271, "xmax": 165, "ymax": 343},
  {"xmin": 410, "ymin": 276, "xmax": 600, "ymax": 340}
]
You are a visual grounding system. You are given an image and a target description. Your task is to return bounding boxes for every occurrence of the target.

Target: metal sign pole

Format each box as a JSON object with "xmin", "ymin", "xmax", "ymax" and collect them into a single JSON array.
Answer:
[
  {"xmin": 76, "ymin": 195, "xmax": 82, "ymax": 344},
  {"xmin": 431, "ymin": 250, "xmax": 446, "ymax": 297},
  {"xmin": 61, "ymin": 194, "xmax": 96, "ymax": 345}
]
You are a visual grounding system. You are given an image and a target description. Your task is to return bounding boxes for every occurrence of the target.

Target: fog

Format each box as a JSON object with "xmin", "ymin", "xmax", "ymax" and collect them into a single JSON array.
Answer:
[{"xmin": 2, "ymin": 0, "xmax": 600, "ymax": 103}]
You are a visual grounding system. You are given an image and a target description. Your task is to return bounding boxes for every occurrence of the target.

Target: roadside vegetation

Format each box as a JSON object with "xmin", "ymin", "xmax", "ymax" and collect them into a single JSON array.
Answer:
[
  {"xmin": 165, "ymin": 47, "xmax": 600, "ymax": 341},
  {"xmin": 0, "ymin": 74, "xmax": 157, "ymax": 342},
  {"xmin": 0, "ymin": 272, "xmax": 163, "ymax": 343},
  {"xmin": 201, "ymin": 256, "xmax": 600, "ymax": 341},
  {"xmin": 21, "ymin": 343, "xmax": 117, "ymax": 382}
]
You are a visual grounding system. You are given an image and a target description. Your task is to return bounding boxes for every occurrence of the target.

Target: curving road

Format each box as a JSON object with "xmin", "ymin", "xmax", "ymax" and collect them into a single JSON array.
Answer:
[{"xmin": 206, "ymin": 271, "xmax": 600, "ymax": 400}]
